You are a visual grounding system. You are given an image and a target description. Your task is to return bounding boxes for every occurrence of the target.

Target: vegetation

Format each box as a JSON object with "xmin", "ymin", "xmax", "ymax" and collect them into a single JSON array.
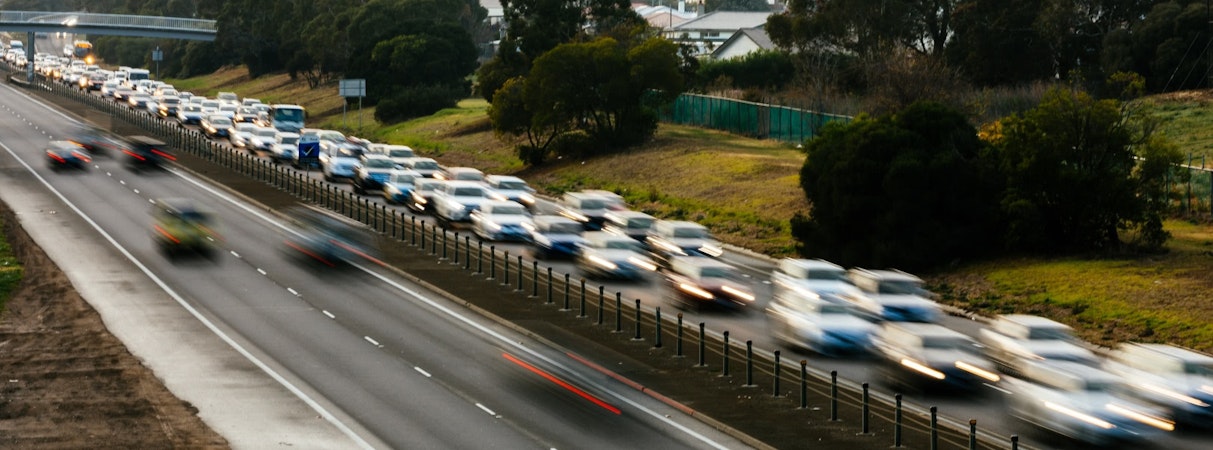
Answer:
[{"xmin": 0, "ymin": 220, "xmax": 21, "ymax": 314}]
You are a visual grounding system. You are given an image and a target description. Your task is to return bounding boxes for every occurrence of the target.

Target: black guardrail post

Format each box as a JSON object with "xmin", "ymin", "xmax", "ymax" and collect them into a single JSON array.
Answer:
[
  {"xmin": 515, "ymin": 255, "xmax": 524, "ymax": 292},
  {"xmin": 614, "ymin": 292, "xmax": 623, "ymax": 333},
  {"xmin": 722, "ymin": 331, "xmax": 731, "ymax": 377},
  {"xmin": 675, "ymin": 313, "xmax": 684, "ymax": 357},
  {"xmin": 697, "ymin": 322, "xmax": 706, "ymax": 367},
  {"xmin": 653, "ymin": 307, "xmax": 662, "ymax": 348},
  {"xmin": 968, "ymin": 419, "xmax": 977, "ymax": 450},
  {"xmin": 632, "ymin": 299, "xmax": 643, "ymax": 341},
  {"xmin": 1010, "ymin": 435, "xmax": 1018, "ymax": 450},
  {"xmin": 830, "ymin": 371, "xmax": 839, "ymax": 421},
  {"xmin": 451, "ymin": 233, "xmax": 460, "ymax": 265},
  {"xmin": 463, "ymin": 236, "xmax": 471, "ymax": 270},
  {"xmin": 419, "ymin": 220, "xmax": 427, "ymax": 250},
  {"xmin": 562, "ymin": 273, "xmax": 571, "ymax": 310},
  {"xmin": 538, "ymin": 264, "xmax": 547, "ymax": 300},
  {"xmin": 476, "ymin": 241, "xmax": 484, "ymax": 275},
  {"xmin": 772, "ymin": 350, "xmax": 781, "ymax": 397},
  {"xmin": 440, "ymin": 230, "xmax": 448, "ymax": 260},
  {"xmin": 502, "ymin": 250, "xmax": 511, "ymax": 286},
  {"xmin": 799, "ymin": 360, "xmax": 808, "ymax": 409},
  {"xmin": 894, "ymin": 393, "xmax": 903, "ymax": 447},
  {"xmin": 597, "ymin": 286, "xmax": 604, "ymax": 325},
  {"xmin": 410, "ymin": 217, "xmax": 417, "ymax": 245},
  {"xmin": 745, "ymin": 340, "xmax": 754, "ymax": 387},
  {"xmin": 929, "ymin": 406, "xmax": 938, "ymax": 450},
  {"xmin": 860, "ymin": 382, "xmax": 871, "ymax": 435},
  {"xmin": 577, "ymin": 279, "xmax": 586, "ymax": 317}
]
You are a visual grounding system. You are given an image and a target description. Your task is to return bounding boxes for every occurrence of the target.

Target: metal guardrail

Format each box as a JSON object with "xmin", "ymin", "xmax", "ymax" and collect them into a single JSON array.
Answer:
[
  {"xmin": 0, "ymin": 10, "xmax": 215, "ymax": 32},
  {"xmin": 13, "ymin": 69, "xmax": 1030, "ymax": 450}
]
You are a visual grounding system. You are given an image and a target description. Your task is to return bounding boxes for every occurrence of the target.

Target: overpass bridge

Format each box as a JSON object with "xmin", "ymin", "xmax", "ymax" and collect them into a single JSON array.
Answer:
[{"xmin": 1, "ymin": 10, "xmax": 216, "ymax": 79}]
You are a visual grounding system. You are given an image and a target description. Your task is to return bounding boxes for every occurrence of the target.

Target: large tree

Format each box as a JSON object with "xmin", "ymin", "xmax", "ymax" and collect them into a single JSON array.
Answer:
[
  {"xmin": 793, "ymin": 102, "xmax": 1001, "ymax": 270},
  {"xmin": 945, "ymin": 0, "xmax": 1055, "ymax": 86},
  {"xmin": 990, "ymin": 80, "xmax": 1181, "ymax": 251}
]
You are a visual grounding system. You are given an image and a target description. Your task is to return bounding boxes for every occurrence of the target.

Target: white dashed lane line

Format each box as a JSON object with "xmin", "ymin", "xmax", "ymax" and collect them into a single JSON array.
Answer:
[
  {"xmin": 363, "ymin": 336, "xmax": 381, "ymax": 347},
  {"xmin": 321, "ymin": 310, "xmax": 335, "ymax": 319},
  {"xmin": 256, "ymin": 268, "xmax": 267, "ymax": 275},
  {"xmin": 475, "ymin": 403, "xmax": 496, "ymax": 416},
  {"xmin": 414, "ymin": 367, "xmax": 432, "ymax": 378},
  {"xmin": 287, "ymin": 287, "xmax": 299, "ymax": 296}
]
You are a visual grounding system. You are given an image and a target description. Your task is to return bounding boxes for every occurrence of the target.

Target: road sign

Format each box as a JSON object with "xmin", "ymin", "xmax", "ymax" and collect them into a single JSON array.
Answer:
[
  {"xmin": 339, "ymin": 79, "xmax": 366, "ymax": 98},
  {"xmin": 152, "ymin": 47, "xmax": 163, "ymax": 61},
  {"xmin": 297, "ymin": 134, "xmax": 321, "ymax": 169}
]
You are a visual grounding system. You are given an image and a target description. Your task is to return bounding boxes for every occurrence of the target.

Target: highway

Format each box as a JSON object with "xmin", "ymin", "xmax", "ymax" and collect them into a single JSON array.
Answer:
[
  {"xmin": 9, "ymin": 70, "xmax": 1213, "ymax": 449},
  {"xmin": 0, "ymin": 79, "xmax": 753, "ymax": 449}
]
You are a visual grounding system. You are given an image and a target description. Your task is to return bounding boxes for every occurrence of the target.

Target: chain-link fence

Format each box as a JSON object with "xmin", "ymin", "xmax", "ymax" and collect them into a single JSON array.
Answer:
[{"xmin": 660, "ymin": 93, "xmax": 852, "ymax": 144}]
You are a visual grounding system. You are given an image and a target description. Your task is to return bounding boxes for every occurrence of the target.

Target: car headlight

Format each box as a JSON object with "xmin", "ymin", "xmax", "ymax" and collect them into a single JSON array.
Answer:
[
  {"xmin": 415, "ymin": 196, "xmax": 428, "ymax": 205},
  {"xmin": 955, "ymin": 361, "xmax": 1000, "ymax": 382},
  {"xmin": 699, "ymin": 244, "xmax": 724, "ymax": 257},
  {"xmin": 627, "ymin": 256, "xmax": 658, "ymax": 272},
  {"xmin": 483, "ymin": 221, "xmax": 502, "ymax": 232},
  {"xmin": 562, "ymin": 210, "xmax": 589, "ymax": 223},
  {"xmin": 488, "ymin": 192, "xmax": 507, "ymax": 201},
  {"xmin": 678, "ymin": 283, "xmax": 715, "ymax": 300},
  {"xmin": 587, "ymin": 255, "xmax": 618, "ymax": 270},
  {"xmin": 722, "ymin": 285, "xmax": 755, "ymax": 302},
  {"xmin": 519, "ymin": 193, "xmax": 536, "ymax": 204},
  {"xmin": 901, "ymin": 358, "xmax": 946, "ymax": 380}
]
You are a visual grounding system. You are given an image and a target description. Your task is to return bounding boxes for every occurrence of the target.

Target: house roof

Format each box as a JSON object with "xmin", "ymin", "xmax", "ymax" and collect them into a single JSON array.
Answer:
[
  {"xmin": 673, "ymin": 11, "xmax": 771, "ymax": 31},
  {"xmin": 711, "ymin": 27, "xmax": 776, "ymax": 58}
]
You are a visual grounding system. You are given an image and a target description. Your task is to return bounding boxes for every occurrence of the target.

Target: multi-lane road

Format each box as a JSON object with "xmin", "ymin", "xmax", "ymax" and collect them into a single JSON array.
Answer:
[
  {"xmin": 0, "ymin": 77, "xmax": 755, "ymax": 449},
  {"xmin": 6, "ymin": 67, "xmax": 1213, "ymax": 449}
]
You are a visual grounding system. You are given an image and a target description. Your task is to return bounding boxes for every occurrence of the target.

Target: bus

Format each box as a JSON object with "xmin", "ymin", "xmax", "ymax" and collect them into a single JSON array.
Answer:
[
  {"xmin": 73, "ymin": 40, "xmax": 92, "ymax": 60},
  {"xmin": 268, "ymin": 104, "xmax": 306, "ymax": 133}
]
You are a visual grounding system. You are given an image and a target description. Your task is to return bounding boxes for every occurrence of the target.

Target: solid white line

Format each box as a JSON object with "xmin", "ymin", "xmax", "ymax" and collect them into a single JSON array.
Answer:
[
  {"xmin": 0, "ymin": 128, "xmax": 376, "ymax": 449},
  {"xmin": 475, "ymin": 403, "xmax": 496, "ymax": 416},
  {"xmin": 322, "ymin": 310, "xmax": 335, "ymax": 319},
  {"xmin": 985, "ymin": 382, "xmax": 1011, "ymax": 394},
  {"xmin": 257, "ymin": 268, "xmax": 267, "ymax": 275},
  {"xmin": 350, "ymin": 263, "xmax": 733, "ymax": 450},
  {"xmin": 414, "ymin": 367, "xmax": 432, "ymax": 378},
  {"xmin": 363, "ymin": 336, "xmax": 380, "ymax": 347}
]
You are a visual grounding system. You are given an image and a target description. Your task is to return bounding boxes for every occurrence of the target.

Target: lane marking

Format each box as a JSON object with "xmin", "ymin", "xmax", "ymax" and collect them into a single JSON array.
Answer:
[
  {"xmin": 257, "ymin": 268, "xmax": 267, "ymax": 275},
  {"xmin": 287, "ymin": 288, "xmax": 299, "ymax": 296},
  {"xmin": 414, "ymin": 367, "xmax": 432, "ymax": 378},
  {"xmin": 475, "ymin": 403, "xmax": 496, "ymax": 416},
  {"xmin": 230, "ymin": 251, "xmax": 240, "ymax": 258},
  {"xmin": 985, "ymin": 382, "xmax": 1011, "ymax": 394},
  {"xmin": 503, "ymin": 352, "xmax": 621, "ymax": 415},
  {"xmin": 322, "ymin": 310, "xmax": 335, "ymax": 319},
  {"xmin": 363, "ymin": 336, "xmax": 380, "ymax": 347}
]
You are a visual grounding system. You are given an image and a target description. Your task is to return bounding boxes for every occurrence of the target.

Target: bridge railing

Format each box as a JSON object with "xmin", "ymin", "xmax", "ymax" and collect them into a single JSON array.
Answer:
[{"xmin": 0, "ymin": 10, "xmax": 215, "ymax": 32}]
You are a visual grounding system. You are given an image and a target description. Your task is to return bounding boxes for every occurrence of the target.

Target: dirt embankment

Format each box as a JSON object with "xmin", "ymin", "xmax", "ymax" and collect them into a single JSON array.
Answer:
[{"xmin": 0, "ymin": 203, "xmax": 227, "ymax": 449}]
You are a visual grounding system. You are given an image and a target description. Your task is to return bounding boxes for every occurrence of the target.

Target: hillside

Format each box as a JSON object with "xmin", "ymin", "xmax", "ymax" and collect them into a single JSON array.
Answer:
[{"xmin": 165, "ymin": 67, "xmax": 1213, "ymax": 352}]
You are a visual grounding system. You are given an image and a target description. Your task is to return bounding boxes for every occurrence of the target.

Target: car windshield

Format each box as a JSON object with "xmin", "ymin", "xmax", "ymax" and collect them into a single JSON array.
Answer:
[
  {"xmin": 626, "ymin": 218, "xmax": 654, "ymax": 229},
  {"xmin": 452, "ymin": 187, "xmax": 483, "ymax": 197},
  {"xmin": 318, "ymin": 131, "xmax": 345, "ymax": 142},
  {"xmin": 1184, "ymin": 362, "xmax": 1213, "ymax": 376},
  {"xmin": 920, "ymin": 336, "xmax": 971, "ymax": 351},
  {"xmin": 603, "ymin": 240, "xmax": 641, "ymax": 251},
  {"xmin": 497, "ymin": 180, "xmax": 528, "ymax": 190},
  {"xmin": 699, "ymin": 267, "xmax": 733, "ymax": 278},
  {"xmin": 672, "ymin": 227, "xmax": 708, "ymax": 238},
  {"xmin": 1026, "ymin": 328, "xmax": 1072, "ymax": 340},
  {"xmin": 334, "ymin": 147, "xmax": 362, "ymax": 158},
  {"xmin": 364, "ymin": 158, "xmax": 395, "ymax": 169},
  {"xmin": 578, "ymin": 199, "xmax": 606, "ymax": 210},
  {"xmin": 547, "ymin": 223, "xmax": 583, "ymax": 234},
  {"xmin": 182, "ymin": 105, "xmax": 202, "ymax": 112},
  {"xmin": 161, "ymin": 98, "xmax": 179, "ymax": 105},
  {"xmin": 202, "ymin": 101, "xmax": 219, "ymax": 109},
  {"xmin": 454, "ymin": 172, "xmax": 482, "ymax": 180},
  {"xmin": 274, "ymin": 108, "xmax": 305, "ymax": 122},
  {"xmin": 256, "ymin": 129, "xmax": 277, "ymax": 138},
  {"xmin": 389, "ymin": 173, "xmax": 416, "ymax": 184},
  {"xmin": 387, "ymin": 149, "xmax": 414, "ymax": 158},
  {"xmin": 490, "ymin": 204, "xmax": 526, "ymax": 215},
  {"xmin": 211, "ymin": 118, "xmax": 232, "ymax": 126},
  {"xmin": 412, "ymin": 160, "xmax": 440, "ymax": 170},
  {"xmin": 417, "ymin": 182, "xmax": 441, "ymax": 192},
  {"xmin": 809, "ymin": 269, "xmax": 849, "ymax": 281},
  {"xmin": 280, "ymin": 136, "xmax": 299, "ymax": 145},
  {"xmin": 877, "ymin": 280, "xmax": 926, "ymax": 295},
  {"xmin": 818, "ymin": 303, "xmax": 852, "ymax": 315}
]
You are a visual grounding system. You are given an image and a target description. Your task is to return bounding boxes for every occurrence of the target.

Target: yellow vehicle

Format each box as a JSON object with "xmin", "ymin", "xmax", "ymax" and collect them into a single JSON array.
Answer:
[{"xmin": 152, "ymin": 198, "xmax": 220, "ymax": 260}]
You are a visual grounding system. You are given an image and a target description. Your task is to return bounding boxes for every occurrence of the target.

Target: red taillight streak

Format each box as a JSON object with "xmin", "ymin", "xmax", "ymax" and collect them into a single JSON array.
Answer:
[
  {"xmin": 501, "ymin": 352, "xmax": 622, "ymax": 415},
  {"xmin": 153, "ymin": 225, "xmax": 181, "ymax": 244},
  {"xmin": 151, "ymin": 149, "xmax": 176, "ymax": 161},
  {"xmin": 283, "ymin": 240, "xmax": 336, "ymax": 267},
  {"xmin": 123, "ymin": 150, "xmax": 146, "ymax": 161},
  {"xmin": 47, "ymin": 153, "xmax": 65, "ymax": 163}
]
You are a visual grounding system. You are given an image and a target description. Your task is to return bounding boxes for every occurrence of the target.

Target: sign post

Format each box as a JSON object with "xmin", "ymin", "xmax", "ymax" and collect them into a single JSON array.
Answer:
[
  {"xmin": 339, "ymin": 78, "xmax": 367, "ymax": 131},
  {"xmin": 152, "ymin": 46, "xmax": 163, "ymax": 79}
]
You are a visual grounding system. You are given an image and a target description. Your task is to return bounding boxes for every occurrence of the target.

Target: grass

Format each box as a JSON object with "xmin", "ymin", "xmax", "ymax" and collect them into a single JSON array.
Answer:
[
  {"xmin": 0, "ymin": 220, "xmax": 22, "ymax": 315},
  {"xmin": 164, "ymin": 67, "xmax": 1213, "ymax": 352}
]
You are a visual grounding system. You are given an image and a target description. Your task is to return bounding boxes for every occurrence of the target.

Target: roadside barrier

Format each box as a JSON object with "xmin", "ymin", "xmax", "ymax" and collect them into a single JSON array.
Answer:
[{"xmin": 11, "ymin": 66, "xmax": 1032, "ymax": 449}]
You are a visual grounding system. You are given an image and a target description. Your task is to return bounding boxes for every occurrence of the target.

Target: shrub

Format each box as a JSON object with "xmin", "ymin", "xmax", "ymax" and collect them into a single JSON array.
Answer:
[{"xmin": 374, "ymin": 83, "xmax": 467, "ymax": 123}]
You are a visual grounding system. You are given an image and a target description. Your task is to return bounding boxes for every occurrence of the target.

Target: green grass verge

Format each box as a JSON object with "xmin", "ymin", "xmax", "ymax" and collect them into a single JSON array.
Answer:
[{"xmin": 0, "ymin": 221, "xmax": 22, "ymax": 315}]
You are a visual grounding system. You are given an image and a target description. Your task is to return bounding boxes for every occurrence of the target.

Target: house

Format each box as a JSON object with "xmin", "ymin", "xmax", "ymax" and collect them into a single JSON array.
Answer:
[
  {"xmin": 667, "ymin": 11, "xmax": 772, "ymax": 56},
  {"xmin": 711, "ymin": 27, "xmax": 775, "ymax": 60},
  {"xmin": 633, "ymin": 3, "xmax": 699, "ymax": 31}
]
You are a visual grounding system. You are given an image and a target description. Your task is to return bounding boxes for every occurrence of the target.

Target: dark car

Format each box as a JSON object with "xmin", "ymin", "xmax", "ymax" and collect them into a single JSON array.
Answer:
[
  {"xmin": 123, "ymin": 135, "xmax": 175, "ymax": 173},
  {"xmin": 45, "ymin": 141, "xmax": 90, "ymax": 172},
  {"xmin": 152, "ymin": 198, "xmax": 220, "ymax": 260},
  {"xmin": 67, "ymin": 127, "xmax": 122, "ymax": 157}
]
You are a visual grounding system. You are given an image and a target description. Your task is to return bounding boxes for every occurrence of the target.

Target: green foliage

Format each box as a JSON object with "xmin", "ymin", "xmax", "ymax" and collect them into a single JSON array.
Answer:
[
  {"xmin": 0, "ymin": 226, "xmax": 20, "ymax": 315},
  {"xmin": 693, "ymin": 50, "xmax": 794, "ymax": 91},
  {"xmin": 945, "ymin": 0, "xmax": 1054, "ymax": 86},
  {"xmin": 374, "ymin": 84, "xmax": 468, "ymax": 122},
  {"xmin": 707, "ymin": 0, "xmax": 770, "ymax": 12},
  {"xmin": 793, "ymin": 102, "xmax": 1001, "ymax": 270}
]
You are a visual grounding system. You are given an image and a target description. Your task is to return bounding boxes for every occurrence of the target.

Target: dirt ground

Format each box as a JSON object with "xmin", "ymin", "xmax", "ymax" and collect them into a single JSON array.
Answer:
[{"xmin": 0, "ymin": 203, "xmax": 228, "ymax": 449}]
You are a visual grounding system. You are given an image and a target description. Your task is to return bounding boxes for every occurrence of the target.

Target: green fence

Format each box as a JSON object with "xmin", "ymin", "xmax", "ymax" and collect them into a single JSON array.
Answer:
[
  {"xmin": 1170, "ymin": 155, "xmax": 1213, "ymax": 215},
  {"xmin": 660, "ymin": 93, "xmax": 852, "ymax": 144}
]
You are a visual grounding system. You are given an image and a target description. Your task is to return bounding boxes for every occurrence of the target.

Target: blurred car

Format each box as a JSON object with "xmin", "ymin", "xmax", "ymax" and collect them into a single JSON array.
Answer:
[
  {"xmin": 151, "ymin": 198, "xmax": 220, "ymax": 260},
  {"xmin": 353, "ymin": 154, "xmax": 397, "ymax": 195},
  {"xmin": 602, "ymin": 210, "xmax": 655, "ymax": 242},
  {"xmin": 399, "ymin": 156, "xmax": 441, "ymax": 178},
  {"xmin": 320, "ymin": 142, "xmax": 366, "ymax": 182},
  {"xmin": 978, "ymin": 314, "xmax": 1100, "ymax": 377},
  {"xmin": 282, "ymin": 205, "xmax": 379, "ymax": 267},
  {"xmin": 873, "ymin": 322, "xmax": 1000, "ymax": 392},
  {"xmin": 770, "ymin": 258, "xmax": 860, "ymax": 303},
  {"xmin": 233, "ymin": 106, "xmax": 261, "ymax": 123},
  {"xmin": 483, "ymin": 175, "xmax": 537, "ymax": 210},
  {"xmin": 1104, "ymin": 343, "xmax": 1213, "ymax": 428},
  {"xmin": 176, "ymin": 104, "xmax": 206, "ymax": 125},
  {"xmin": 645, "ymin": 220, "xmax": 724, "ymax": 268},
  {"xmin": 1005, "ymin": 360, "xmax": 1174, "ymax": 446},
  {"xmin": 156, "ymin": 96, "xmax": 182, "ymax": 119},
  {"xmin": 842, "ymin": 268, "xmax": 942, "ymax": 323},
  {"xmin": 122, "ymin": 135, "xmax": 175, "ymax": 173},
  {"xmin": 201, "ymin": 115, "xmax": 234, "ymax": 139},
  {"xmin": 665, "ymin": 257, "xmax": 755, "ymax": 311},
  {"xmin": 45, "ymin": 141, "xmax": 90, "ymax": 172},
  {"xmin": 435, "ymin": 166, "xmax": 485, "ymax": 182},
  {"xmin": 470, "ymin": 200, "xmax": 534, "ymax": 242},
  {"xmin": 67, "ymin": 126, "xmax": 123, "ymax": 157},
  {"xmin": 574, "ymin": 232, "xmax": 657, "ymax": 281},
  {"xmin": 127, "ymin": 92, "xmax": 152, "ymax": 110},
  {"xmin": 112, "ymin": 86, "xmax": 134, "ymax": 103},
  {"xmin": 269, "ymin": 132, "xmax": 300, "ymax": 164},
  {"xmin": 228, "ymin": 122, "xmax": 260, "ymax": 149},
  {"xmin": 557, "ymin": 191, "xmax": 618, "ymax": 231},
  {"xmin": 368, "ymin": 143, "xmax": 415, "ymax": 166},
  {"xmin": 529, "ymin": 215, "xmax": 586, "ymax": 260},
  {"xmin": 431, "ymin": 180, "xmax": 492, "ymax": 225},
  {"xmin": 248, "ymin": 127, "xmax": 280, "ymax": 153},
  {"xmin": 767, "ymin": 290, "xmax": 875, "ymax": 356},
  {"xmin": 406, "ymin": 178, "xmax": 446, "ymax": 214},
  {"xmin": 382, "ymin": 170, "xmax": 423, "ymax": 205}
]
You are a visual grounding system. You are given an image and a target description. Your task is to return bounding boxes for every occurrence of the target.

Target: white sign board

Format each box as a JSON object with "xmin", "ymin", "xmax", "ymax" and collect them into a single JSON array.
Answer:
[{"xmin": 339, "ymin": 78, "xmax": 366, "ymax": 98}]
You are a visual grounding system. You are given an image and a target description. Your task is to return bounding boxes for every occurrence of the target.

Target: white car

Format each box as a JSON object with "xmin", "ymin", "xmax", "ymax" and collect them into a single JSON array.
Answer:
[
  {"xmin": 842, "ymin": 268, "xmax": 941, "ymax": 323},
  {"xmin": 574, "ymin": 232, "xmax": 657, "ymax": 281},
  {"xmin": 248, "ymin": 127, "xmax": 280, "ymax": 152},
  {"xmin": 382, "ymin": 170, "xmax": 423, "ymax": 205},
  {"xmin": 978, "ymin": 314, "xmax": 1100, "ymax": 377},
  {"xmin": 399, "ymin": 157, "xmax": 441, "ymax": 178},
  {"xmin": 645, "ymin": 220, "xmax": 724, "ymax": 268},
  {"xmin": 431, "ymin": 180, "xmax": 492, "ymax": 225},
  {"xmin": 269, "ymin": 132, "xmax": 300, "ymax": 163},
  {"xmin": 665, "ymin": 257, "xmax": 755, "ymax": 312},
  {"xmin": 352, "ymin": 154, "xmax": 397, "ymax": 195},
  {"xmin": 435, "ymin": 166, "xmax": 484, "ymax": 182},
  {"xmin": 228, "ymin": 122, "xmax": 260, "ymax": 149},
  {"xmin": 177, "ymin": 104, "xmax": 206, "ymax": 125},
  {"xmin": 872, "ymin": 322, "xmax": 1000, "ymax": 391},
  {"xmin": 767, "ymin": 289, "xmax": 875, "ymax": 356},
  {"xmin": 484, "ymin": 175, "xmax": 537, "ymax": 210},
  {"xmin": 319, "ymin": 142, "xmax": 365, "ymax": 182},
  {"xmin": 470, "ymin": 200, "xmax": 534, "ymax": 242},
  {"xmin": 368, "ymin": 143, "xmax": 416, "ymax": 166},
  {"xmin": 1104, "ymin": 343, "xmax": 1213, "ymax": 428}
]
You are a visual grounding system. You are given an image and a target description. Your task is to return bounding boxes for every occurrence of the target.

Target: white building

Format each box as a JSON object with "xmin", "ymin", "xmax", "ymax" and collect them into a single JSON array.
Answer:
[{"xmin": 667, "ymin": 11, "xmax": 772, "ymax": 56}]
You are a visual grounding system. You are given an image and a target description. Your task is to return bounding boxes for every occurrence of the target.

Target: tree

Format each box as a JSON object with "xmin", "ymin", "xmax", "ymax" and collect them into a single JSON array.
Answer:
[
  {"xmin": 792, "ymin": 102, "xmax": 1001, "ymax": 270},
  {"xmin": 946, "ymin": 0, "xmax": 1054, "ymax": 86},
  {"xmin": 989, "ymin": 78, "xmax": 1181, "ymax": 252},
  {"xmin": 706, "ymin": 0, "xmax": 770, "ymax": 12}
]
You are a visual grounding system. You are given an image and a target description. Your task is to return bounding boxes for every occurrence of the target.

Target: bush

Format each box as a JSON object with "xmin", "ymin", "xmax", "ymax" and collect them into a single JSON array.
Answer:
[
  {"xmin": 694, "ymin": 50, "xmax": 795, "ymax": 91},
  {"xmin": 374, "ymin": 83, "xmax": 467, "ymax": 123}
]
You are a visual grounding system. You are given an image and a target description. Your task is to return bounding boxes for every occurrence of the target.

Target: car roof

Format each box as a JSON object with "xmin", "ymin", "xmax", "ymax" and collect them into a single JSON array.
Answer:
[{"xmin": 479, "ymin": 200, "xmax": 525, "ymax": 210}]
